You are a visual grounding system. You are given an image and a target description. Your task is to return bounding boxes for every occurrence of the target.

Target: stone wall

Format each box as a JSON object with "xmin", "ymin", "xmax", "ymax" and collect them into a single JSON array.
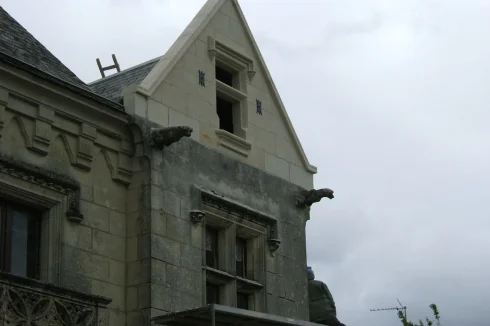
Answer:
[
  {"xmin": 0, "ymin": 63, "xmax": 314, "ymax": 326},
  {"xmin": 132, "ymin": 117, "xmax": 311, "ymax": 322},
  {"xmin": 0, "ymin": 69, "xmax": 133, "ymax": 325},
  {"xmin": 129, "ymin": 0, "xmax": 315, "ymax": 189}
]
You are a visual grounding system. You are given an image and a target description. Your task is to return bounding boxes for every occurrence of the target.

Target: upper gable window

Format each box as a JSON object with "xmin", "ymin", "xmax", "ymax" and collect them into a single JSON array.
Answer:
[
  {"xmin": 209, "ymin": 37, "xmax": 253, "ymax": 156},
  {"xmin": 215, "ymin": 66, "xmax": 234, "ymax": 87},
  {"xmin": 215, "ymin": 62, "xmax": 246, "ymax": 139}
]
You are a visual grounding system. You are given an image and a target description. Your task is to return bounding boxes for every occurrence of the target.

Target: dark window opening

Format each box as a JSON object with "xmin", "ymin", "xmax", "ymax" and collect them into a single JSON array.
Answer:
[
  {"xmin": 236, "ymin": 238, "xmax": 247, "ymax": 278},
  {"xmin": 215, "ymin": 66, "xmax": 233, "ymax": 87},
  {"xmin": 207, "ymin": 283, "xmax": 220, "ymax": 304},
  {"xmin": 0, "ymin": 201, "xmax": 41, "ymax": 279},
  {"xmin": 206, "ymin": 227, "xmax": 219, "ymax": 268},
  {"xmin": 216, "ymin": 97, "xmax": 234, "ymax": 134},
  {"xmin": 237, "ymin": 292, "xmax": 249, "ymax": 310}
]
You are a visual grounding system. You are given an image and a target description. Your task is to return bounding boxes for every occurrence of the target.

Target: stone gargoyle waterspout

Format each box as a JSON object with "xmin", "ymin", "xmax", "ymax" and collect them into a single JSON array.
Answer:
[
  {"xmin": 295, "ymin": 188, "xmax": 335, "ymax": 208},
  {"xmin": 149, "ymin": 126, "xmax": 193, "ymax": 150}
]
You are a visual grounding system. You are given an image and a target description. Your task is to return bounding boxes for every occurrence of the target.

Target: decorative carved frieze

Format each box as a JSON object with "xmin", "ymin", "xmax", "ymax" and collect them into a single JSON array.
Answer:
[
  {"xmin": 31, "ymin": 105, "xmax": 55, "ymax": 155},
  {"xmin": 0, "ymin": 153, "xmax": 84, "ymax": 222},
  {"xmin": 75, "ymin": 123, "xmax": 97, "ymax": 170},
  {"xmin": 0, "ymin": 272, "xmax": 111, "ymax": 326},
  {"xmin": 196, "ymin": 187, "xmax": 280, "ymax": 254},
  {"xmin": 0, "ymin": 89, "xmax": 133, "ymax": 181}
]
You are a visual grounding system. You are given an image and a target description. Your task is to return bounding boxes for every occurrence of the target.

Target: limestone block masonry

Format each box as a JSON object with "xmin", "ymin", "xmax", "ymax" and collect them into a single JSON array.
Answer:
[{"xmin": 125, "ymin": 116, "xmax": 312, "ymax": 323}]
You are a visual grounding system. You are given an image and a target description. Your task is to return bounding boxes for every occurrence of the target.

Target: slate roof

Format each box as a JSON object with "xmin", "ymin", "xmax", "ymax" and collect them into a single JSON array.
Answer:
[
  {"xmin": 0, "ymin": 6, "xmax": 90, "ymax": 91},
  {"xmin": 89, "ymin": 58, "xmax": 160, "ymax": 103}
]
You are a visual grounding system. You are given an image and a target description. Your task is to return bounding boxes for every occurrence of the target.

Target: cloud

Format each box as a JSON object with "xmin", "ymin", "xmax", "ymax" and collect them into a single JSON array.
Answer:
[{"xmin": 2, "ymin": 0, "xmax": 489, "ymax": 325}]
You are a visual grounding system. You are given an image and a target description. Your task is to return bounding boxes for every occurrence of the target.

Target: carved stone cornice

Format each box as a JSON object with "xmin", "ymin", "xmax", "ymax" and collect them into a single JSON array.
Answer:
[
  {"xmin": 0, "ymin": 272, "xmax": 111, "ymax": 326},
  {"xmin": 0, "ymin": 153, "xmax": 83, "ymax": 222},
  {"xmin": 192, "ymin": 186, "xmax": 280, "ymax": 255}
]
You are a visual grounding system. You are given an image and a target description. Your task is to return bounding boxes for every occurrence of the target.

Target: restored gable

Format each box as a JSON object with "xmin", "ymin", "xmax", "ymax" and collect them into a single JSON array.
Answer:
[{"xmin": 133, "ymin": 0, "xmax": 316, "ymax": 189}]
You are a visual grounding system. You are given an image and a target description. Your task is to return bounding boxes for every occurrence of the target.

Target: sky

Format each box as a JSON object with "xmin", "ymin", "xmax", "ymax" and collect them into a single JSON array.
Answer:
[{"xmin": 2, "ymin": 0, "xmax": 490, "ymax": 325}]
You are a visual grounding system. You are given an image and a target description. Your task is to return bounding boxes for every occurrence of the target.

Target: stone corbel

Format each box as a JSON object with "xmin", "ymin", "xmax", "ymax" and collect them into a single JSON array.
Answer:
[
  {"xmin": 30, "ymin": 105, "xmax": 55, "ymax": 155},
  {"xmin": 66, "ymin": 189, "xmax": 83, "ymax": 222},
  {"xmin": 75, "ymin": 123, "xmax": 96, "ymax": 170},
  {"xmin": 114, "ymin": 150, "xmax": 133, "ymax": 185},
  {"xmin": 267, "ymin": 224, "xmax": 281, "ymax": 256},
  {"xmin": 189, "ymin": 210, "xmax": 206, "ymax": 224},
  {"xmin": 267, "ymin": 238, "xmax": 281, "ymax": 255}
]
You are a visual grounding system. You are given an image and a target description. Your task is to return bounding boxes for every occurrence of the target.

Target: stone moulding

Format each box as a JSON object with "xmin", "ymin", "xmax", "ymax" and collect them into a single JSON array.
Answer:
[
  {"xmin": 214, "ymin": 129, "xmax": 252, "ymax": 157},
  {"xmin": 191, "ymin": 186, "xmax": 280, "ymax": 255},
  {"xmin": 0, "ymin": 153, "xmax": 84, "ymax": 222},
  {"xmin": 0, "ymin": 271, "xmax": 111, "ymax": 326}
]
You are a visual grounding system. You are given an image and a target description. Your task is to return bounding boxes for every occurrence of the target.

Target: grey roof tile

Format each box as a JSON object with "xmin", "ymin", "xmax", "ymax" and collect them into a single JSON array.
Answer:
[
  {"xmin": 0, "ymin": 6, "xmax": 90, "ymax": 91},
  {"xmin": 89, "ymin": 58, "xmax": 159, "ymax": 103}
]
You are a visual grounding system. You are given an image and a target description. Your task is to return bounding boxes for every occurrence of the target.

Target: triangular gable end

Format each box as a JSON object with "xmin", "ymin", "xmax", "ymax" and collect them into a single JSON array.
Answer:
[{"xmin": 138, "ymin": 0, "xmax": 317, "ymax": 174}]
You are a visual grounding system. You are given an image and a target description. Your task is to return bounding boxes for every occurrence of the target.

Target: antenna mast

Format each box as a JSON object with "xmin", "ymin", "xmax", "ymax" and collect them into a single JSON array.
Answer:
[{"xmin": 370, "ymin": 298, "xmax": 407, "ymax": 320}]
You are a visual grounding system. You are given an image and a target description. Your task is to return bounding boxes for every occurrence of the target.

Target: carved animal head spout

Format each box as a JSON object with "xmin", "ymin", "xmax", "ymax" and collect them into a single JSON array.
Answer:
[
  {"xmin": 150, "ymin": 126, "xmax": 193, "ymax": 150},
  {"xmin": 295, "ymin": 188, "xmax": 335, "ymax": 208},
  {"xmin": 317, "ymin": 188, "xmax": 334, "ymax": 200}
]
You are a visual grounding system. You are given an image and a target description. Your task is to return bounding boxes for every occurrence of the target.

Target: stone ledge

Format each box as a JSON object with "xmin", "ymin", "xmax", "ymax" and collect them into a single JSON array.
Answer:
[
  {"xmin": 216, "ymin": 80, "xmax": 247, "ymax": 102},
  {"xmin": 215, "ymin": 129, "xmax": 251, "ymax": 157}
]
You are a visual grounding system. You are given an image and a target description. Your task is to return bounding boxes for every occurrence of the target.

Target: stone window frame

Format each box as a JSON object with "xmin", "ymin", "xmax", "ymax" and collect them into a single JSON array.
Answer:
[
  {"xmin": 208, "ymin": 36, "xmax": 254, "ymax": 157},
  {"xmin": 189, "ymin": 186, "xmax": 281, "ymax": 312},
  {"xmin": 0, "ymin": 153, "xmax": 84, "ymax": 284}
]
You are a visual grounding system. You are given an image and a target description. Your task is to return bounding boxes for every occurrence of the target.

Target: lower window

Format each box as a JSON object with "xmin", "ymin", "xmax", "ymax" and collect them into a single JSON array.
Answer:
[
  {"xmin": 206, "ymin": 282, "xmax": 220, "ymax": 305},
  {"xmin": 0, "ymin": 200, "xmax": 41, "ymax": 279},
  {"xmin": 237, "ymin": 292, "xmax": 249, "ymax": 310}
]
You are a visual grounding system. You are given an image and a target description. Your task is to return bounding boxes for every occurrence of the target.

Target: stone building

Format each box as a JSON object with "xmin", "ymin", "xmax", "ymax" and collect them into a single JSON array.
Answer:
[{"xmin": 0, "ymin": 0, "xmax": 332, "ymax": 325}]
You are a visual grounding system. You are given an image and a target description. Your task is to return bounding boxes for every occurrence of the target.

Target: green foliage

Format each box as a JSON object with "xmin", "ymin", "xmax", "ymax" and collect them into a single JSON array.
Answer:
[{"xmin": 397, "ymin": 304, "xmax": 441, "ymax": 326}]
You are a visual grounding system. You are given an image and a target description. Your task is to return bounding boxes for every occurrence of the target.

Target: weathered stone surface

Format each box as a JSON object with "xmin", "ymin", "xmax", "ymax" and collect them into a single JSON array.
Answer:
[
  {"xmin": 166, "ymin": 265, "xmax": 201, "ymax": 294},
  {"xmin": 151, "ymin": 235, "xmax": 181, "ymax": 266},
  {"xmin": 63, "ymin": 246, "xmax": 110, "ymax": 281},
  {"xmin": 92, "ymin": 230, "xmax": 125, "ymax": 262}
]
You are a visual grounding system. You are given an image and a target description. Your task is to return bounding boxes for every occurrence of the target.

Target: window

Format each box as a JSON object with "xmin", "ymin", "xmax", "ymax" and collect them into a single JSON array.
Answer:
[
  {"xmin": 236, "ymin": 238, "xmax": 247, "ymax": 278},
  {"xmin": 237, "ymin": 292, "xmax": 249, "ymax": 310},
  {"xmin": 206, "ymin": 283, "xmax": 220, "ymax": 304},
  {"xmin": 203, "ymin": 205, "xmax": 266, "ymax": 312},
  {"xmin": 215, "ymin": 66, "xmax": 233, "ymax": 87},
  {"xmin": 214, "ymin": 62, "xmax": 247, "ymax": 140},
  {"xmin": 0, "ymin": 200, "xmax": 41, "ymax": 279},
  {"xmin": 206, "ymin": 227, "xmax": 219, "ymax": 269},
  {"xmin": 216, "ymin": 97, "xmax": 234, "ymax": 134}
]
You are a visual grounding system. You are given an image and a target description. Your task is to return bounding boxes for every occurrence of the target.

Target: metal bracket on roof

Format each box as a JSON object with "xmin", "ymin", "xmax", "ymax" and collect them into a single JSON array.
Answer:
[{"xmin": 96, "ymin": 54, "xmax": 121, "ymax": 78}]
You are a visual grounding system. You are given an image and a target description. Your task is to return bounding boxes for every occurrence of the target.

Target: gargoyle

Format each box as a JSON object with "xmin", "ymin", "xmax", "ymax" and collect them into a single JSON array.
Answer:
[
  {"xmin": 295, "ymin": 188, "xmax": 334, "ymax": 208},
  {"xmin": 150, "ymin": 126, "xmax": 193, "ymax": 150}
]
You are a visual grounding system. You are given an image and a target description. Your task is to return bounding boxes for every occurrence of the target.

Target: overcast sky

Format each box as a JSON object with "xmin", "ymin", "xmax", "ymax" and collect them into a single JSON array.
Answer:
[{"xmin": 3, "ymin": 0, "xmax": 490, "ymax": 325}]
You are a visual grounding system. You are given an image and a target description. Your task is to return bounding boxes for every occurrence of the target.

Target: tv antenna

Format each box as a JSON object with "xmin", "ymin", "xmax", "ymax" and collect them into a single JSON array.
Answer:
[{"xmin": 370, "ymin": 298, "xmax": 407, "ymax": 320}]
